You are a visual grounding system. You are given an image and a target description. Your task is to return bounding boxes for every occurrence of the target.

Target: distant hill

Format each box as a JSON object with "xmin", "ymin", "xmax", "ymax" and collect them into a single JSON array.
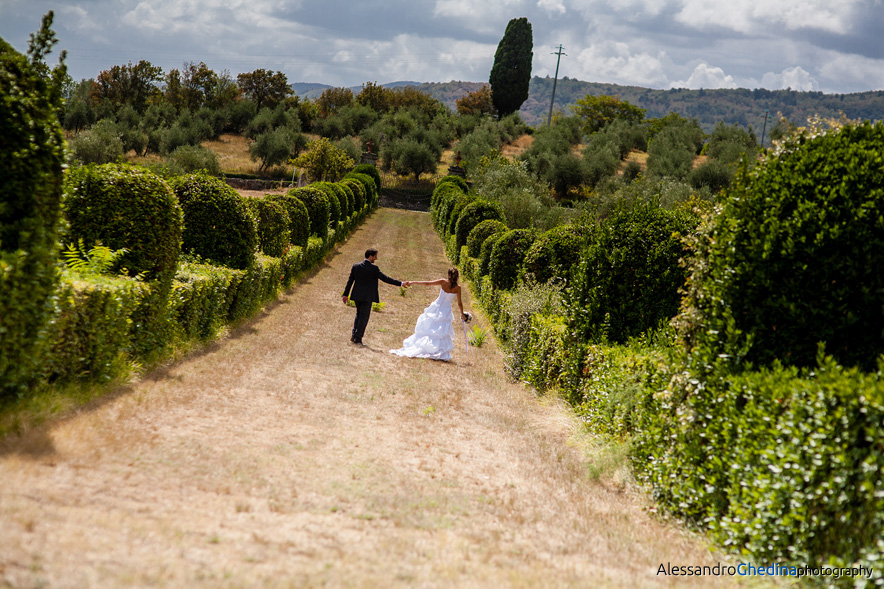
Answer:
[{"xmin": 292, "ymin": 78, "xmax": 884, "ymax": 132}]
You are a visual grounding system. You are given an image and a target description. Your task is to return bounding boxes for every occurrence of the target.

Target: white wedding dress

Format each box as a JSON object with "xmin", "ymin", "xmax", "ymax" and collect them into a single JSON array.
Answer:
[{"xmin": 390, "ymin": 289, "xmax": 456, "ymax": 361}]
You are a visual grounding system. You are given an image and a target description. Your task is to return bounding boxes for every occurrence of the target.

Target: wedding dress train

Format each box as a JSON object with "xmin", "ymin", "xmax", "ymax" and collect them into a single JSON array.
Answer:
[{"xmin": 390, "ymin": 289, "xmax": 456, "ymax": 361}]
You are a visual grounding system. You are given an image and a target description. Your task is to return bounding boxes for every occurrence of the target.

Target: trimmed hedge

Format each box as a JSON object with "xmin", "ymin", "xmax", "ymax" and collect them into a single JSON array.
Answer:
[
  {"xmin": 453, "ymin": 199, "xmax": 505, "ymax": 255},
  {"xmin": 351, "ymin": 164, "xmax": 381, "ymax": 194},
  {"xmin": 523, "ymin": 224, "xmax": 586, "ymax": 285},
  {"xmin": 310, "ymin": 181, "xmax": 341, "ymax": 229},
  {"xmin": 478, "ymin": 230, "xmax": 507, "ymax": 277},
  {"xmin": 564, "ymin": 199, "xmax": 697, "ymax": 344},
  {"xmin": 247, "ymin": 197, "xmax": 291, "ymax": 257},
  {"xmin": 336, "ymin": 182, "xmax": 356, "ymax": 221},
  {"xmin": 488, "ymin": 229, "xmax": 536, "ymax": 291},
  {"xmin": 466, "ymin": 219, "xmax": 508, "ymax": 259},
  {"xmin": 431, "ymin": 182, "xmax": 467, "ymax": 232},
  {"xmin": 437, "ymin": 174, "xmax": 469, "ymax": 193},
  {"xmin": 1, "ymin": 29, "xmax": 67, "ymax": 398},
  {"xmin": 64, "ymin": 163, "xmax": 183, "ymax": 285},
  {"xmin": 266, "ymin": 193, "xmax": 310, "ymax": 248},
  {"xmin": 345, "ymin": 171, "xmax": 378, "ymax": 208},
  {"xmin": 169, "ymin": 173, "xmax": 258, "ymax": 270},
  {"xmin": 678, "ymin": 120, "xmax": 884, "ymax": 371},
  {"xmin": 340, "ymin": 178, "xmax": 365, "ymax": 214},
  {"xmin": 288, "ymin": 187, "xmax": 329, "ymax": 238}
]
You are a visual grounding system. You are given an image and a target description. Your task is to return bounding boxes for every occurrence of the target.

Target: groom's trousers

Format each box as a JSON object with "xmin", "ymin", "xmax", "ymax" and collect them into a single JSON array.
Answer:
[{"xmin": 352, "ymin": 300, "xmax": 373, "ymax": 342}]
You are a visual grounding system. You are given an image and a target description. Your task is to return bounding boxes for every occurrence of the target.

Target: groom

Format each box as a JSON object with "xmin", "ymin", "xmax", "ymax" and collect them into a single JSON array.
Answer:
[{"xmin": 342, "ymin": 248, "xmax": 408, "ymax": 345}]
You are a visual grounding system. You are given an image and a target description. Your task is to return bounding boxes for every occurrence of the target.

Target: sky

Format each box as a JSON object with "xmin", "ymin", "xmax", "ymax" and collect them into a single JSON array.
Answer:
[{"xmin": 2, "ymin": 0, "xmax": 883, "ymax": 95}]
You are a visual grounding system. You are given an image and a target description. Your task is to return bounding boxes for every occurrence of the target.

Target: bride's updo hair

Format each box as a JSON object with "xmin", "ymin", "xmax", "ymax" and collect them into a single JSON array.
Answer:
[{"xmin": 448, "ymin": 267, "xmax": 459, "ymax": 287}]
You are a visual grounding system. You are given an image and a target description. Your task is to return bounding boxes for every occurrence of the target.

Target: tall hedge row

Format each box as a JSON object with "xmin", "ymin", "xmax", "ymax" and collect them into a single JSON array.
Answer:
[{"xmin": 0, "ymin": 28, "xmax": 67, "ymax": 398}]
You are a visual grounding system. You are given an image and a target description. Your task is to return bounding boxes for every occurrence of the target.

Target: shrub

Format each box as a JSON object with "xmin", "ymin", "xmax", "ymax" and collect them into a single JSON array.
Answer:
[
  {"xmin": 169, "ymin": 172, "xmax": 258, "ymax": 270},
  {"xmin": 335, "ymin": 182, "xmax": 356, "ymax": 219},
  {"xmin": 247, "ymin": 197, "xmax": 291, "ymax": 257},
  {"xmin": 344, "ymin": 171, "xmax": 378, "ymax": 208},
  {"xmin": 488, "ymin": 229, "xmax": 536, "ymax": 290},
  {"xmin": 523, "ymin": 224, "xmax": 586, "ymax": 285},
  {"xmin": 265, "ymin": 193, "xmax": 310, "ymax": 248},
  {"xmin": 309, "ymin": 182, "xmax": 340, "ymax": 229},
  {"xmin": 478, "ymin": 231, "xmax": 507, "ymax": 276},
  {"xmin": 453, "ymin": 199, "xmax": 505, "ymax": 255},
  {"xmin": 68, "ymin": 119, "xmax": 124, "ymax": 164},
  {"xmin": 289, "ymin": 186, "xmax": 329, "ymax": 238},
  {"xmin": 467, "ymin": 219, "xmax": 508, "ymax": 259},
  {"xmin": 564, "ymin": 199, "xmax": 698, "ymax": 344},
  {"xmin": 676, "ymin": 120, "xmax": 884, "ymax": 371},
  {"xmin": 445, "ymin": 192, "xmax": 476, "ymax": 237},
  {"xmin": 340, "ymin": 178, "xmax": 365, "ymax": 213},
  {"xmin": 688, "ymin": 158, "xmax": 733, "ymax": 193},
  {"xmin": 64, "ymin": 164, "xmax": 183, "ymax": 285},
  {"xmin": 351, "ymin": 163, "xmax": 381, "ymax": 193},
  {"xmin": 431, "ymin": 182, "xmax": 467, "ymax": 230},
  {"xmin": 436, "ymin": 174, "xmax": 469, "ymax": 193},
  {"xmin": 165, "ymin": 144, "xmax": 221, "ymax": 176},
  {"xmin": 1, "ymin": 18, "xmax": 68, "ymax": 398}
]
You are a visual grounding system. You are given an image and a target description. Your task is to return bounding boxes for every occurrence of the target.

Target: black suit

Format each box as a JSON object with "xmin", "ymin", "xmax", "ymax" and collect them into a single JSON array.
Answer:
[{"xmin": 343, "ymin": 259, "xmax": 402, "ymax": 342}]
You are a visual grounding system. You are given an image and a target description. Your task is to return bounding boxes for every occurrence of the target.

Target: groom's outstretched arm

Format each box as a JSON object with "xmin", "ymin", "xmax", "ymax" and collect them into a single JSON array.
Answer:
[{"xmin": 377, "ymin": 268, "xmax": 402, "ymax": 287}]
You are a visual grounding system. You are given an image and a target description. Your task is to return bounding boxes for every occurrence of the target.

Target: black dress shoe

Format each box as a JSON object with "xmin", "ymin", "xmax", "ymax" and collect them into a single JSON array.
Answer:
[
  {"xmin": 350, "ymin": 335, "xmax": 356, "ymax": 343},
  {"xmin": 353, "ymin": 338, "xmax": 364, "ymax": 346}
]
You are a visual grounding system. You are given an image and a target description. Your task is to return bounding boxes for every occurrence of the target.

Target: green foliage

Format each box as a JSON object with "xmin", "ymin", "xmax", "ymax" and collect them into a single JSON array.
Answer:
[
  {"xmin": 343, "ymin": 171, "xmax": 378, "ymax": 208},
  {"xmin": 571, "ymin": 94, "xmax": 646, "ymax": 135},
  {"xmin": 64, "ymin": 163, "xmax": 183, "ymax": 285},
  {"xmin": 289, "ymin": 186, "xmax": 329, "ymax": 238},
  {"xmin": 247, "ymin": 197, "xmax": 291, "ymax": 257},
  {"xmin": 309, "ymin": 182, "xmax": 340, "ymax": 229},
  {"xmin": 468, "ymin": 325, "xmax": 489, "ymax": 347},
  {"xmin": 61, "ymin": 240, "xmax": 139, "ymax": 278},
  {"xmin": 351, "ymin": 164, "xmax": 381, "ymax": 194},
  {"xmin": 0, "ymin": 15, "xmax": 67, "ymax": 399},
  {"xmin": 677, "ymin": 120, "xmax": 884, "ymax": 371},
  {"xmin": 489, "ymin": 17, "xmax": 533, "ymax": 117},
  {"xmin": 633, "ymin": 353, "xmax": 884, "ymax": 578},
  {"xmin": 265, "ymin": 194, "xmax": 309, "ymax": 248},
  {"xmin": 390, "ymin": 138, "xmax": 438, "ymax": 181},
  {"xmin": 165, "ymin": 144, "xmax": 221, "ymax": 176},
  {"xmin": 68, "ymin": 119, "xmax": 125, "ymax": 164},
  {"xmin": 564, "ymin": 199, "xmax": 698, "ymax": 344},
  {"xmin": 522, "ymin": 224, "xmax": 586, "ymax": 285},
  {"xmin": 292, "ymin": 136, "xmax": 354, "ymax": 182},
  {"xmin": 436, "ymin": 174, "xmax": 469, "ymax": 193},
  {"xmin": 249, "ymin": 126, "xmax": 306, "ymax": 173},
  {"xmin": 688, "ymin": 159, "xmax": 733, "ymax": 193},
  {"xmin": 430, "ymin": 181, "xmax": 467, "ymax": 230},
  {"xmin": 488, "ymin": 228, "xmax": 536, "ymax": 291},
  {"xmin": 340, "ymin": 179, "xmax": 365, "ymax": 214},
  {"xmin": 704, "ymin": 121, "xmax": 757, "ymax": 164},
  {"xmin": 466, "ymin": 219, "xmax": 508, "ymax": 259},
  {"xmin": 169, "ymin": 172, "xmax": 258, "ymax": 270},
  {"xmin": 453, "ymin": 199, "xmax": 505, "ymax": 255},
  {"xmin": 497, "ymin": 280, "xmax": 565, "ymax": 380},
  {"xmin": 478, "ymin": 231, "xmax": 507, "ymax": 277}
]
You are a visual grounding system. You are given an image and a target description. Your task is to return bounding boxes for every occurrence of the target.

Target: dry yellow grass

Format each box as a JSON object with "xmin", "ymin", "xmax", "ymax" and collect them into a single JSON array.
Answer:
[{"xmin": 0, "ymin": 209, "xmax": 775, "ymax": 588}]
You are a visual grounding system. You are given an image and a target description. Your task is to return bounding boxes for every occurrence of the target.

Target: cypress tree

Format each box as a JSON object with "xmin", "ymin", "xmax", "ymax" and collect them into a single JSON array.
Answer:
[{"xmin": 489, "ymin": 17, "xmax": 533, "ymax": 118}]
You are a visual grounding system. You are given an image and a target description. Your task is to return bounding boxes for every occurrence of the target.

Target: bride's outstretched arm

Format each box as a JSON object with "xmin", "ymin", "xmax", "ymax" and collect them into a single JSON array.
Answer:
[{"xmin": 408, "ymin": 278, "xmax": 447, "ymax": 286}]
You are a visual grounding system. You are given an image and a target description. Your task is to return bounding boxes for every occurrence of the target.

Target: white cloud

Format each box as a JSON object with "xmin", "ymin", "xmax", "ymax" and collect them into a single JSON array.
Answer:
[
  {"xmin": 675, "ymin": 0, "xmax": 852, "ymax": 35},
  {"xmin": 537, "ymin": 0, "xmax": 566, "ymax": 15},
  {"xmin": 432, "ymin": 0, "xmax": 526, "ymax": 34},
  {"xmin": 671, "ymin": 63, "xmax": 737, "ymax": 89},
  {"xmin": 760, "ymin": 66, "xmax": 818, "ymax": 91}
]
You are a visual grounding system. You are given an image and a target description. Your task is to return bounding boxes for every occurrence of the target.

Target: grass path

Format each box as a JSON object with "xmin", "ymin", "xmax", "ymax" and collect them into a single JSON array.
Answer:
[{"xmin": 1, "ymin": 209, "xmax": 759, "ymax": 588}]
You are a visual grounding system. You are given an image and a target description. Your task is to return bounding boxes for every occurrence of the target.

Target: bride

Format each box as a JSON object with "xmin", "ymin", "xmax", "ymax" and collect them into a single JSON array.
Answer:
[{"xmin": 390, "ymin": 267, "xmax": 468, "ymax": 361}]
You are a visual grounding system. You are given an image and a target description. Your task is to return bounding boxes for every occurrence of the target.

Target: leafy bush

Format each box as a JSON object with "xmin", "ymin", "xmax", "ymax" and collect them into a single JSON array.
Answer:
[
  {"xmin": 445, "ymin": 192, "xmax": 476, "ymax": 237},
  {"xmin": 523, "ymin": 224, "xmax": 586, "ymax": 285},
  {"xmin": 265, "ymin": 193, "xmax": 310, "ymax": 248},
  {"xmin": 165, "ymin": 144, "xmax": 221, "ymax": 176},
  {"xmin": 676, "ymin": 120, "xmax": 884, "ymax": 371},
  {"xmin": 247, "ymin": 197, "xmax": 291, "ymax": 257},
  {"xmin": 169, "ymin": 172, "xmax": 258, "ymax": 269},
  {"xmin": 335, "ymin": 182, "xmax": 356, "ymax": 219},
  {"xmin": 430, "ymin": 182, "xmax": 467, "ymax": 230},
  {"xmin": 309, "ymin": 182, "xmax": 340, "ymax": 229},
  {"xmin": 453, "ymin": 199, "xmax": 505, "ymax": 255},
  {"xmin": 478, "ymin": 231, "xmax": 507, "ymax": 276},
  {"xmin": 564, "ymin": 199, "xmax": 698, "ymax": 344},
  {"xmin": 68, "ymin": 119, "xmax": 124, "ymax": 164},
  {"xmin": 249, "ymin": 126, "xmax": 306, "ymax": 173},
  {"xmin": 1, "ymin": 18, "xmax": 68, "ymax": 398},
  {"xmin": 340, "ymin": 178, "xmax": 365, "ymax": 214},
  {"xmin": 466, "ymin": 219, "xmax": 508, "ymax": 259},
  {"xmin": 344, "ymin": 171, "xmax": 378, "ymax": 208},
  {"xmin": 688, "ymin": 158, "xmax": 733, "ymax": 193},
  {"xmin": 436, "ymin": 174, "xmax": 469, "ymax": 193},
  {"xmin": 351, "ymin": 163, "xmax": 382, "ymax": 194},
  {"xmin": 488, "ymin": 229, "xmax": 536, "ymax": 290},
  {"xmin": 64, "ymin": 163, "xmax": 183, "ymax": 284},
  {"xmin": 289, "ymin": 186, "xmax": 329, "ymax": 238},
  {"xmin": 292, "ymin": 136, "xmax": 354, "ymax": 182}
]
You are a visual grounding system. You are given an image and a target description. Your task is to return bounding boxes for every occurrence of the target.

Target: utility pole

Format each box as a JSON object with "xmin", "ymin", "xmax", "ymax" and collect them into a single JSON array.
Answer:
[
  {"xmin": 760, "ymin": 109, "xmax": 770, "ymax": 148},
  {"xmin": 547, "ymin": 44, "xmax": 566, "ymax": 126}
]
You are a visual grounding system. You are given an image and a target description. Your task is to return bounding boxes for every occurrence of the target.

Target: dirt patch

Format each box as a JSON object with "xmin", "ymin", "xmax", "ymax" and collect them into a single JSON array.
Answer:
[{"xmin": 0, "ymin": 209, "xmax": 765, "ymax": 588}]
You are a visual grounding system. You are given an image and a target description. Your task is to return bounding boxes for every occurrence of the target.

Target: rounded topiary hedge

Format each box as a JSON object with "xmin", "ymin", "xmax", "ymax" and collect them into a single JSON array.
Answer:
[
  {"xmin": 340, "ymin": 178, "xmax": 365, "ymax": 213},
  {"xmin": 335, "ymin": 182, "xmax": 356, "ymax": 219},
  {"xmin": 565, "ymin": 199, "xmax": 697, "ymax": 344},
  {"xmin": 488, "ymin": 229, "xmax": 536, "ymax": 290},
  {"xmin": 677, "ymin": 121, "xmax": 884, "ymax": 371},
  {"xmin": 437, "ymin": 174, "xmax": 469, "ymax": 194},
  {"xmin": 431, "ymin": 182, "xmax": 466, "ymax": 231},
  {"xmin": 65, "ymin": 164, "xmax": 184, "ymax": 283},
  {"xmin": 523, "ymin": 224, "xmax": 587, "ymax": 285},
  {"xmin": 345, "ymin": 171, "xmax": 377, "ymax": 208},
  {"xmin": 289, "ymin": 186, "xmax": 329, "ymax": 238},
  {"xmin": 454, "ymin": 199, "xmax": 505, "ymax": 254},
  {"xmin": 1, "ymin": 29, "xmax": 67, "ymax": 398},
  {"xmin": 478, "ymin": 230, "xmax": 508, "ymax": 276},
  {"xmin": 467, "ymin": 219, "xmax": 508, "ymax": 259},
  {"xmin": 247, "ymin": 197, "xmax": 291, "ymax": 257},
  {"xmin": 445, "ymin": 192, "xmax": 476, "ymax": 237},
  {"xmin": 169, "ymin": 172, "xmax": 257, "ymax": 270},
  {"xmin": 310, "ymin": 182, "xmax": 340, "ymax": 229},
  {"xmin": 351, "ymin": 164, "xmax": 381, "ymax": 194},
  {"xmin": 266, "ymin": 194, "xmax": 310, "ymax": 248}
]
